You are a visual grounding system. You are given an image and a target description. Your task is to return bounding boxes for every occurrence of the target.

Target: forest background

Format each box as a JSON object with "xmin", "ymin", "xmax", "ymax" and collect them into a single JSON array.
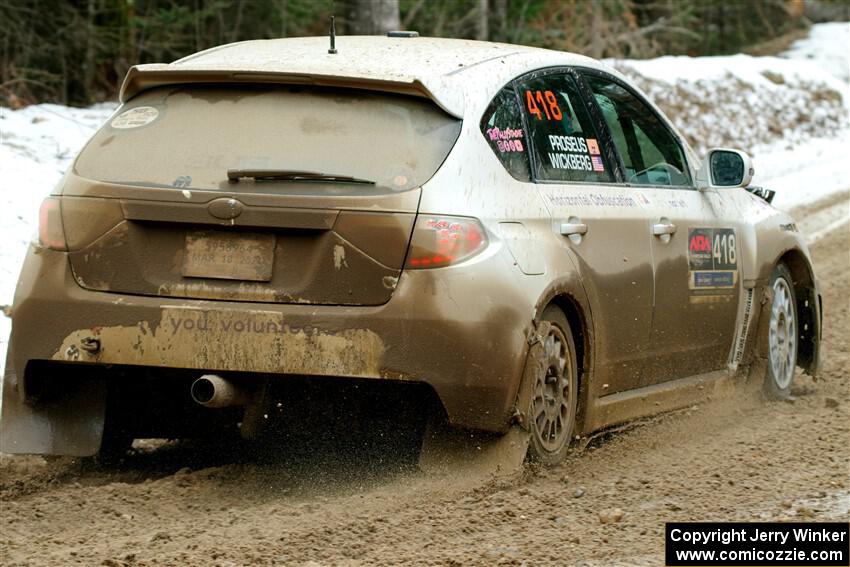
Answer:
[{"xmin": 1, "ymin": 0, "xmax": 849, "ymax": 106}]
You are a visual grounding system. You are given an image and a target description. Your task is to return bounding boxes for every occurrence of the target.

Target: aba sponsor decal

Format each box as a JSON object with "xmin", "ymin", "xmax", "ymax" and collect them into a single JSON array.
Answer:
[
  {"xmin": 690, "ymin": 234, "xmax": 711, "ymax": 252},
  {"xmin": 688, "ymin": 229, "xmax": 714, "ymax": 271},
  {"xmin": 688, "ymin": 228, "xmax": 737, "ymax": 271},
  {"xmin": 688, "ymin": 228, "xmax": 738, "ymax": 290}
]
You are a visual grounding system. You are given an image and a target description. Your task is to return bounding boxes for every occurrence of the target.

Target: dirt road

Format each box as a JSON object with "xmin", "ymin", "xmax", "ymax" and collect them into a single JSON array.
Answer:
[{"xmin": 2, "ymin": 197, "xmax": 848, "ymax": 567}]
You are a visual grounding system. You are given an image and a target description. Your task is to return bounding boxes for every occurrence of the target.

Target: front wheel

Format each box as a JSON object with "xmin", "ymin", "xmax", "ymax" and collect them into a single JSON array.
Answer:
[
  {"xmin": 763, "ymin": 263, "xmax": 798, "ymax": 399},
  {"xmin": 527, "ymin": 305, "xmax": 578, "ymax": 466}
]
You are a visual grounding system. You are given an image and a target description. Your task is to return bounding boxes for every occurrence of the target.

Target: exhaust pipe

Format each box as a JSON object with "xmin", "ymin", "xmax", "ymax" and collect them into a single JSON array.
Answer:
[{"xmin": 190, "ymin": 374, "xmax": 249, "ymax": 408}]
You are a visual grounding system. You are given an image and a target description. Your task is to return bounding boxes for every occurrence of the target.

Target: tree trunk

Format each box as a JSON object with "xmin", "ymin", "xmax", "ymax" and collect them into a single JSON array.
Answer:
[
  {"xmin": 345, "ymin": 0, "xmax": 400, "ymax": 35},
  {"xmin": 588, "ymin": 2, "xmax": 605, "ymax": 59},
  {"xmin": 493, "ymin": 0, "xmax": 507, "ymax": 42},
  {"xmin": 476, "ymin": 0, "xmax": 489, "ymax": 41},
  {"xmin": 83, "ymin": 0, "xmax": 96, "ymax": 103},
  {"xmin": 279, "ymin": 0, "xmax": 288, "ymax": 37}
]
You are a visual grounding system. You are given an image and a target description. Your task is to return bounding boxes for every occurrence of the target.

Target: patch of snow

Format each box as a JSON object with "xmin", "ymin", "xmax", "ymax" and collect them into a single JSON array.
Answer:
[
  {"xmin": 781, "ymin": 22, "xmax": 850, "ymax": 83},
  {"xmin": 0, "ymin": 103, "xmax": 118, "ymax": 371},
  {"xmin": 752, "ymin": 129, "xmax": 850, "ymax": 210}
]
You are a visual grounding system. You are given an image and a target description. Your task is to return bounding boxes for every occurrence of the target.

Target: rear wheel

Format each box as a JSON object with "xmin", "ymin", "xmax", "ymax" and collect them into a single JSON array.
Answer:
[
  {"xmin": 763, "ymin": 263, "xmax": 798, "ymax": 399},
  {"xmin": 527, "ymin": 305, "xmax": 578, "ymax": 466}
]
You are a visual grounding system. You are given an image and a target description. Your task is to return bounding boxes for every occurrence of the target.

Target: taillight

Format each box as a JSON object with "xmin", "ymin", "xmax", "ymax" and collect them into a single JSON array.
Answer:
[
  {"xmin": 405, "ymin": 215, "xmax": 488, "ymax": 269},
  {"xmin": 38, "ymin": 197, "xmax": 67, "ymax": 250}
]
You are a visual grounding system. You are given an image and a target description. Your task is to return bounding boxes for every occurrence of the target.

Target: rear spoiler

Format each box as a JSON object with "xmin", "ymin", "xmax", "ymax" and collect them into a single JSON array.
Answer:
[{"xmin": 119, "ymin": 65, "xmax": 464, "ymax": 118}]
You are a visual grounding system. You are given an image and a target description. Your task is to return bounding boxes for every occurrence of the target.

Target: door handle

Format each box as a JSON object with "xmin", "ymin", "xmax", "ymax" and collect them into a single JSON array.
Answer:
[
  {"xmin": 652, "ymin": 222, "xmax": 677, "ymax": 236},
  {"xmin": 560, "ymin": 222, "xmax": 588, "ymax": 236}
]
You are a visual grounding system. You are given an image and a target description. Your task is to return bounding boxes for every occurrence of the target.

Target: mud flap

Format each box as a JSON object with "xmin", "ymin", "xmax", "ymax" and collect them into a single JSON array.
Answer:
[
  {"xmin": 513, "ymin": 321, "xmax": 551, "ymax": 430},
  {"xmin": 745, "ymin": 284, "xmax": 773, "ymax": 390},
  {"xmin": 797, "ymin": 286, "xmax": 821, "ymax": 378},
  {"xmin": 417, "ymin": 321, "xmax": 549, "ymax": 476},
  {"xmin": 0, "ymin": 361, "xmax": 106, "ymax": 456}
]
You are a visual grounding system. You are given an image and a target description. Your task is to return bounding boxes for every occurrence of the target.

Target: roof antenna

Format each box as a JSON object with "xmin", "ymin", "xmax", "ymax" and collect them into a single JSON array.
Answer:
[{"xmin": 328, "ymin": 15, "xmax": 338, "ymax": 54}]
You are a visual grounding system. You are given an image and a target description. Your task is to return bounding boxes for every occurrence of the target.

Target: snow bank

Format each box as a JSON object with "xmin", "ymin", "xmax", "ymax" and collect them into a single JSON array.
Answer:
[
  {"xmin": 611, "ymin": 23, "xmax": 849, "ymax": 210},
  {"xmin": 611, "ymin": 47, "xmax": 848, "ymax": 158}
]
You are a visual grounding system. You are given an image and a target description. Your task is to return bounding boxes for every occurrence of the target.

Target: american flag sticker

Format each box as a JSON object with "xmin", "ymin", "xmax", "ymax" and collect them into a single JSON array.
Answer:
[
  {"xmin": 586, "ymin": 138, "xmax": 600, "ymax": 155},
  {"xmin": 591, "ymin": 155, "xmax": 605, "ymax": 172}
]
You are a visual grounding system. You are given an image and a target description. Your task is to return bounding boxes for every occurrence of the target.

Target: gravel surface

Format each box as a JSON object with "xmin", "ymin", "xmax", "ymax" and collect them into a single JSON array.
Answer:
[{"xmin": 1, "ymin": 200, "xmax": 848, "ymax": 567}]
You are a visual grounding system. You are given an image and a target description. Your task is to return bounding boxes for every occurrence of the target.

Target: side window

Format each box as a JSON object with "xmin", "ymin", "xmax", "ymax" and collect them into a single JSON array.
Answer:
[
  {"xmin": 585, "ymin": 75, "xmax": 691, "ymax": 187},
  {"xmin": 517, "ymin": 73, "xmax": 613, "ymax": 183},
  {"xmin": 480, "ymin": 87, "xmax": 531, "ymax": 181}
]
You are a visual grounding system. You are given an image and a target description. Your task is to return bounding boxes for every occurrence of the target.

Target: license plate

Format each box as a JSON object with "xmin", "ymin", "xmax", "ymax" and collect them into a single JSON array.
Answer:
[{"xmin": 182, "ymin": 231, "xmax": 275, "ymax": 282}]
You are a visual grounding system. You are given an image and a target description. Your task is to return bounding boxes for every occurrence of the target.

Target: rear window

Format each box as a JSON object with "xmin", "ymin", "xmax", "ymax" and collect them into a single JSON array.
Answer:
[
  {"xmin": 75, "ymin": 85, "xmax": 462, "ymax": 192},
  {"xmin": 480, "ymin": 86, "xmax": 531, "ymax": 181}
]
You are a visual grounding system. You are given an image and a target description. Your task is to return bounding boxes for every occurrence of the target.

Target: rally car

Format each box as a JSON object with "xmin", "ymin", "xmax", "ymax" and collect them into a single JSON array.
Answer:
[{"xmin": 1, "ymin": 35, "xmax": 820, "ymax": 465}]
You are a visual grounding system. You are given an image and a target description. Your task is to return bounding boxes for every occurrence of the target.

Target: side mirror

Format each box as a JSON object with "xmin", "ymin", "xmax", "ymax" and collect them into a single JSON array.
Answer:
[{"xmin": 696, "ymin": 148, "xmax": 754, "ymax": 190}]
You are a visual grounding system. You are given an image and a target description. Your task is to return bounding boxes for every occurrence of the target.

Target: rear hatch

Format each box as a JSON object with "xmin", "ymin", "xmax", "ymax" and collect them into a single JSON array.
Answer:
[{"xmin": 64, "ymin": 84, "xmax": 461, "ymax": 305}]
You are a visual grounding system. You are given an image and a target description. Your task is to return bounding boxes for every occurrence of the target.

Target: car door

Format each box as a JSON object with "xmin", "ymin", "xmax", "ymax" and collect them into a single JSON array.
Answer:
[
  {"xmin": 515, "ymin": 70, "xmax": 655, "ymax": 395},
  {"xmin": 581, "ymin": 72, "xmax": 743, "ymax": 383}
]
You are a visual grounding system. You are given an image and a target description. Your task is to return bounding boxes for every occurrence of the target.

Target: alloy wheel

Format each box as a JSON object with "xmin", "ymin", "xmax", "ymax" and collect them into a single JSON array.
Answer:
[
  {"xmin": 531, "ymin": 324, "xmax": 573, "ymax": 453},
  {"xmin": 768, "ymin": 276, "xmax": 797, "ymax": 390}
]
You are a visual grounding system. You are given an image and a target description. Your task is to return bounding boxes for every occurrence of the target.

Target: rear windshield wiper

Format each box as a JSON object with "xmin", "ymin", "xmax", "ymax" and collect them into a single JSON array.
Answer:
[{"xmin": 227, "ymin": 169, "xmax": 375, "ymax": 185}]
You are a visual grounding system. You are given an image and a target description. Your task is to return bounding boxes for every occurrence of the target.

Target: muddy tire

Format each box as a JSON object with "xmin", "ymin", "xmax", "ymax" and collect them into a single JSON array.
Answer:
[
  {"xmin": 763, "ymin": 263, "xmax": 798, "ymax": 400},
  {"xmin": 526, "ymin": 305, "xmax": 578, "ymax": 466}
]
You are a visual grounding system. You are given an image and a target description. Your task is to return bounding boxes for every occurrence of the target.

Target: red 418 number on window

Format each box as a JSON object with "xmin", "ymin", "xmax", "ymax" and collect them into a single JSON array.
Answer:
[{"xmin": 525, "ymin": 90, "xmax": 563, "ymax": 121}]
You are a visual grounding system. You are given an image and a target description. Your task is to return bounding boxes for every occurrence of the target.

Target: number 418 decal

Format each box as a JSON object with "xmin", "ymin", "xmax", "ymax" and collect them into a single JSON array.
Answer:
[
  {"xmin": 688, "ymin": 228, "xmax": 737, "ymax": 271},
  {"xmin": 525, "ymin": 90, "xmax": 563, "ymax": 121},
  {"xmin": 713, "ymin": 231, "xmax": 736, "ymax": 268}
]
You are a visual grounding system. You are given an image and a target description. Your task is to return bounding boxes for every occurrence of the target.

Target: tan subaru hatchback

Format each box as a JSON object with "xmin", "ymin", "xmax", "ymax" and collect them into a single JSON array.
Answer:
[{"xmin": 1, "ymin": 36, "xmax": 821, "ymax": 465}]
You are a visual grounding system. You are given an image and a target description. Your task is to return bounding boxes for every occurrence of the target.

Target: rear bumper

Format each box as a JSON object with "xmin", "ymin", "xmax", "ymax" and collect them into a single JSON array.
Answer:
[{"xmin": 2, "ymin": 243, "xmax": 534, "ymax": 454}]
